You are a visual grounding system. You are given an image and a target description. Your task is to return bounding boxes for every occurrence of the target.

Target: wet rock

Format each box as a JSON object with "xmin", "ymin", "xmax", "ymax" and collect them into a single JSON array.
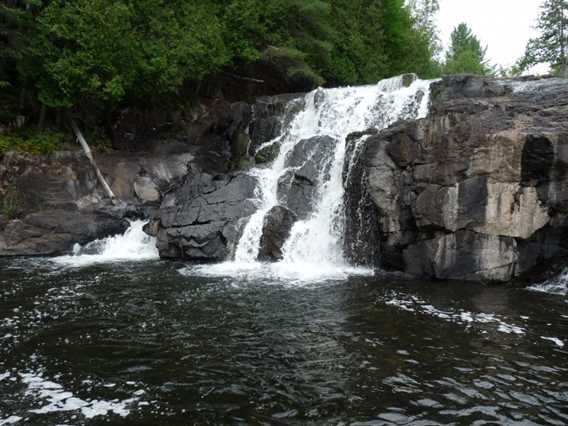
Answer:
[
  {"xmin": 255, "ymin": 142, "xmax": 280, "ymax": 164},
  {"xmin": 277, "ymin": 135, "xmax": 335, "ymax": 218},
  {"xmin": 343, "ymin": 130, "xmax": 381, "ymax": 266},
  {"xmin": 404, "ymin": 230, "xmax": 518, "ymax": 282},
  {"xmin": 258, "ymin": 205, "xmax": 297, "ymax": 261},
  {"xmin": 349, "ymin": 75, "xmax": 568, "ymax": 282},
  {"xmin": 143, "ymin": 219, "xmax": 160, "ymax": 237},
  {"xmin": 249, "ymin": 94, "xmax": 304, "ymax": 152},
  {"xmin": 0, "ymin": 209, "xmax": 128, "ymax": 256},
  {"xmin": 154, "ymin": 172, "xmax": 258, "ymax": 261}
]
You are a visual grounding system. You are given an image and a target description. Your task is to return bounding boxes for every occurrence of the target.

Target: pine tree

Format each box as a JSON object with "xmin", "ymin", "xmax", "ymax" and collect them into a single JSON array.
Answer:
[
  {"xmin": 518, "ymin": 0, "xmax": 568, "ymax": 77},
  {"xmin": 443, "ymin": 23, "xmax": 492, "ymax": 75}
]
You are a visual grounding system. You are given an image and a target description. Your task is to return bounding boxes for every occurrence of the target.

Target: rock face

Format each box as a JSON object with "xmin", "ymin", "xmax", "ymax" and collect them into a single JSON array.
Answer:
[
  {"xmin": 345, "ymin": 75, "xmax": 568, "ymax": 282},
  {"xmin": 0, "ymin": 95, "xmax": 259, "ymax": 256},
  {"xmin": 249, "ymin": 93, "xmax": 304, "ymax": 159},
  {"xmin": 258, "ymin": 206, "xmax": 297, "ymax": 261},
  {"xmin": 277, "ymin": 135, "xmax": 335, "ymax": 218},
  {"xmin": 154, "ymin": 171, "xmax": 258, "ymax": 260},
  {"xmin": 0, "ymin": 209, "xmax": 128, "ymax": 256}
]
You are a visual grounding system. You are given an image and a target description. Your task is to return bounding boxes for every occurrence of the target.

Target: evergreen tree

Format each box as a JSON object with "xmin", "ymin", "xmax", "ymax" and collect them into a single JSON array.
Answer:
[
  {"xmin": 407, "ymin": 0, "xmax": 440, "ymax": 55},
  {"xmin": 32, "ymin": 0, "xmax": 229, "ymax": 108},
  {"xmin": 443, "ymin": 23, "xmax": 492, "ymax": 75},
  {"xmin": 517, "ymin": 0, "xmax": 568, "ymax": 77}
]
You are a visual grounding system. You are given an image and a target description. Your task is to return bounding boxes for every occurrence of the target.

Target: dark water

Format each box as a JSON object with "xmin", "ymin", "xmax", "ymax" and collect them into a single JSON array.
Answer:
[{"xmin": 1, "ymin": 258, "xmax": 567, "ymax": 425}]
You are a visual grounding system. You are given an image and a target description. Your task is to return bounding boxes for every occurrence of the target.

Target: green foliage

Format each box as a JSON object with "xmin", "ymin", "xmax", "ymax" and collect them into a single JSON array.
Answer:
[
  {"xmin": 1, "ymin": 0, "xmax": 445, "ymax": 131},
  {"xmin": 0, "ymin": 130, "xmax": 63, "ymax": 155},
  {"xmin": 517, "ymin": 0, "xmax": 568, "ymax": 75},
  {"xmin": 0, "ymin": 185, "xmax": 23, "ymax": 219},
  {"xmin": 443, "ymin": 23, "xmax": 493, "ymax": 75},
  {"xmin": 262, "ymin": 46, "xmax": 325, "ymax": 88},
  {"xmin": 32, "ymin": 0, "xmax": 229, "ymax": 107}
]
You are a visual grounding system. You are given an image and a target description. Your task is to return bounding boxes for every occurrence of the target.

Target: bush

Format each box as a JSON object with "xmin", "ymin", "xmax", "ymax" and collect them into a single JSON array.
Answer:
[{"xmin": 0, "ymin": 131, "xmax": 64, "ymax": 155}]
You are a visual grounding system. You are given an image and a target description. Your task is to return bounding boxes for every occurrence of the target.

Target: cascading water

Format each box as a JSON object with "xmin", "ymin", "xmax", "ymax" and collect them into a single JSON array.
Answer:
[
  {"xmin": 53, "ymin": 220, "xmax": 159, "ymax": 267},
  {"xmin": 192, "ymin": 75, "xmax": 434, "ymax": 281}
]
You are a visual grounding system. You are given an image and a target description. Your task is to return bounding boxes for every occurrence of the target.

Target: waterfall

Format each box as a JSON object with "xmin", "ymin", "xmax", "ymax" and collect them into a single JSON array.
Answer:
[
  {"xmin": 53, "ymin": 220, "xmax": 159, "ymax": 267},
  {"xmin": 192, "ymin": 75, "xmax": 434, "ymax": 280},
  {"xmin": 235, "ymin": 75, "xmax": 432, "ymax": 268}
]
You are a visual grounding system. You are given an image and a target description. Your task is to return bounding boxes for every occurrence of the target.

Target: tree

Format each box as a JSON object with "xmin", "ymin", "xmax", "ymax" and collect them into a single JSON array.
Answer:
[
  {"xmin": 31, "ymin": 0, "xmax": 229, "ymax": 108},
  {"xmin": 517, "ymin": 0, "xmax": 568, "ymax": 77},
  {"xmin": 444, "ymin": 23, "xmax": 492, "ymax": 75},
  {"xmin": 406, "ymin": 0, "xmax": 442, "ymax": 77}
]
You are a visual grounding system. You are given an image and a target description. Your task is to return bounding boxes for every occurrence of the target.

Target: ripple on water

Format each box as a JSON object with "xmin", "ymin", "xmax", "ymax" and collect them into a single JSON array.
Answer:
[{"xmin": 1, "ymin": 257, "xmax": 568, "ymax": 424}]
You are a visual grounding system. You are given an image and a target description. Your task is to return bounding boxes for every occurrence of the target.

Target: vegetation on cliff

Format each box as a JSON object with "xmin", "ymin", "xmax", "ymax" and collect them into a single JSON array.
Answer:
[
  {"xmin": 0, "ymin": 1, "xmax": 439, "ymax": 127},
  {"xmin": 0, "ymin": 0, "xmax": 493, "ymax": 153}
]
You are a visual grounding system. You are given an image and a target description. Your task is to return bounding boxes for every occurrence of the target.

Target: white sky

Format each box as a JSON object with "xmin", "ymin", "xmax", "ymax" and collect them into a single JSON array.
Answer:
[{"xmin": 437, "ymin": 0, "xmax": 548, "ymax": 73}]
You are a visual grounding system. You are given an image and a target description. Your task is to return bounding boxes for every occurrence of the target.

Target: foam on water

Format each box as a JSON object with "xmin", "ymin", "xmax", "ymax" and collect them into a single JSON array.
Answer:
[
  {"xmin": 210, "ymin": 75, "xmax": 434, "ymax": 281},
  {"xmin": 0, "ymin": 370, "xmax": 142, "ymax": 422},
  {"xmin": 52, "ymin": 220, "xmax": 159, "ymax": 267},
  {"xmin": 382, "ymin": 293, "xmax": 527, "ymax": 335},
  {"xmin": 528, "ymin": 272, "xmax": 568, "ymax": 296},
  {"xmin": 180, "ymin": 261, "xmax": 374, "ymax": 285}
]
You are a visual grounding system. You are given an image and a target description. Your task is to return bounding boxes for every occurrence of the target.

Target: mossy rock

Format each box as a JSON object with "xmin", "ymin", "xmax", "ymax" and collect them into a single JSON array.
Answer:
[
  {"xmin": 401, "ymin": 73, "xmax": 418, "ymax": 87},
  {"xmin": 255, "ymin": 143, "xmax": 281, "ymax": 164}
]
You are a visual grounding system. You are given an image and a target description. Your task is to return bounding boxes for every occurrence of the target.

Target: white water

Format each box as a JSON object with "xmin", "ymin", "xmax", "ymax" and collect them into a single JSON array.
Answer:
[
  {"xmin": 212, "ymin": 75, "xmax": 434, "ymax": 280},
  {"xmin": 528, "ymin": 272, "xmax": 568, "ymax": 296},
  {"xmin": 53, "ymin": 220, "xmax": 159, "ymax": 267}
]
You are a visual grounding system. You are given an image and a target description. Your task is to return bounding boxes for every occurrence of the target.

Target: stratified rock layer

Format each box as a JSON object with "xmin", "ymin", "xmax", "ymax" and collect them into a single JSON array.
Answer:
[{"xmin": 345, "ymin": 75, "xmax": 568, "ymax": 282}]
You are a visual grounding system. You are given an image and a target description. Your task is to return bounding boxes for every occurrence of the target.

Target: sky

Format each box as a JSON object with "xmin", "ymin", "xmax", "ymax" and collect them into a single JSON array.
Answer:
[{"xmin": 437, "ymin": 0, "xmax": 547, "ymax": 73}]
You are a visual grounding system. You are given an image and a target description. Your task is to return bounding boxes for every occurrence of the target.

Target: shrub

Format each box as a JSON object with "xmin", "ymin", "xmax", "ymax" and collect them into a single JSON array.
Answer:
[{"xmin": 0, "ymin": 130, "xmax": 63, "ymax": 155}]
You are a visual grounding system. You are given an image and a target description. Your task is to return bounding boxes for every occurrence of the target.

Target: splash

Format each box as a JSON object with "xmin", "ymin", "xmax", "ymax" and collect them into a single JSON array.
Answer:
[
  {"xmin": 528, "ymin": 272, "xmax": 568, "ymax": 296},
  {"xmin": 53, "ymin": 220, "xmax": 159, "ymax": 267}
]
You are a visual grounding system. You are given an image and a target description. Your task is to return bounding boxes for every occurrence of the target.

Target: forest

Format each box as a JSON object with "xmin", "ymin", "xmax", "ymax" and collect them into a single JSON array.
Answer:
[{"xmin": 1, "ymin": 0, "xmax": 491, "ymax": 149}]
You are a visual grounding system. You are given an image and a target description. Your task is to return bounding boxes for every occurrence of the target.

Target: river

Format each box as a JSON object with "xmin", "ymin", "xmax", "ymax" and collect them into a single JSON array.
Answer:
[{"xmin": 1, "ymin": 252, "xmax": 567, "ymax": 425}]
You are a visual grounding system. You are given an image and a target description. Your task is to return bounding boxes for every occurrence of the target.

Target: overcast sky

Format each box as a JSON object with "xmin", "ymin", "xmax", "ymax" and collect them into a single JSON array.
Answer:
[{"xmin": 437, "ymin": 0, "xmax": 547, "ymax": 73}]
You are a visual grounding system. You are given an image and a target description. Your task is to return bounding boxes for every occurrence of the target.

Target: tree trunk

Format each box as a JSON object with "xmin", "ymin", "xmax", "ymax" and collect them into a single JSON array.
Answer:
[{"xmin": 67, "ymin": 113, "xmax": 117, "ymax": 204}]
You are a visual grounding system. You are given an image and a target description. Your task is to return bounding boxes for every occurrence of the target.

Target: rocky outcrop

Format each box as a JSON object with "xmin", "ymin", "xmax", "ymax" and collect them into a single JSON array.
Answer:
[
  {"xmin": 277, "ymin": 135, "xmax": 335, "ymax": 218},
  {"xmin": 346, "ymin": 75, "xmax": 568, "ymax": 282},
  {"xmin": 0, "ymin": 148, "xmax": 193, "ymax": 255},
  {"xmin": 258, "ymin": 205, "xmax": 297, "ymax": 261},
  {"xmin": 154, "ymin": 171, "xmax": 258, "ymax": 260},
  {"xmin": 0, "ymin": 94, "xmax": 262, "ymax": 256},
  {"xmin": 0, "ymin": 209, "xmax": 128, "ymax": 256},
  {"xmin": 249, "ymin": 93, "xmax": 304, "ymax": 160}
]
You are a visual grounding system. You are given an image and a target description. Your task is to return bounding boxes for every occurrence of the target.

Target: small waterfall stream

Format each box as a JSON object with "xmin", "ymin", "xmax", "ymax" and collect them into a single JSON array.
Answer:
[
  {"xmin": 53, "ymin": 220, "xmax": 159, "ymax": 267},
  {"xmin": 229, "ymin": 75, "xmax": 433, "ymax": 277}
]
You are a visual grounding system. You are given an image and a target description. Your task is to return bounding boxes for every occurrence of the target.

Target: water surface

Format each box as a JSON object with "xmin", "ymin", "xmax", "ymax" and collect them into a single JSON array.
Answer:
[{"xmin": 1, "ymin": 258, "xmax": 567, "ymax": 425}]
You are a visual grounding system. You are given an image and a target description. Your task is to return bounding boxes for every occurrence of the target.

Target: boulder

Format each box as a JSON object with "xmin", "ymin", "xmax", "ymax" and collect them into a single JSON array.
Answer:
[
  {"xmin": 153, "ymin": 171, "xmax": 258, "ymax": 261},
  {"xmin": 258, "ymin": 206, "xmax": 297, "ymax": 261}
]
